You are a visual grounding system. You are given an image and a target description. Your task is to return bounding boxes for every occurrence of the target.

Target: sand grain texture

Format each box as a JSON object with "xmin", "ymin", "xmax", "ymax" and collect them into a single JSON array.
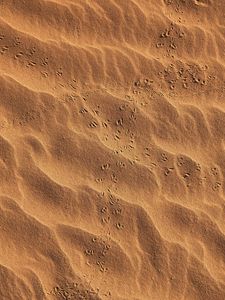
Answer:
[{"xmin": 0, "ymin": 0, "xmax": 225, "ymax": 299}]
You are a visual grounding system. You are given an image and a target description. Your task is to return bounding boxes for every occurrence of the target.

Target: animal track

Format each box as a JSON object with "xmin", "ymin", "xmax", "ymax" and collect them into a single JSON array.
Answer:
[
  {"xmin": 0, "ymin": 109, "xmax": 41, "ymax": 131},
  {"xmin": 48, "ymin": 282, "xmax": 99, "ymax": 299},
  {"xmin": 0, "ymin": 45, "xmax": 9, "ymax": 54}
]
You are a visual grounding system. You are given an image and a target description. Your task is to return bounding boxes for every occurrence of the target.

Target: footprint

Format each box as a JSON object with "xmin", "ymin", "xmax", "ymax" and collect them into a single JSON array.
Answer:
[
  {"xmin": 117, "ymin": 161, "xmax": 126, "ymax": 168},
  {"xmin": 89, "ymin": 120, "xmax": 98, "ymax": 128},
  {"xmin": 115, "ymin": 222, "xmax": 124, "ymax": 230},
  {"xmin": 14, "ymin": 51, "xmax": 24, "ymax": 59},
  {"xmin": 13, "ymin": 37, "xmax": 20, "ymax": 47},
  {"xmin": 119, "ymin": 104, "xmax": 127, "ymax": 111},
  {"xmin": 211, "ymin": 167, "xmax": 218, "ymax": 176},
  {"xmin": 30, "ymin": 47, "xmax": 36, "ymax": 55},
  {"xmin": 115, "ymin": 118, "xmax": 123, "ymax": 126},
  {"xmin": 101, "ymin": 164, "xmax": 110, "ymax": 170},
  {"xmin": 0, "ymin": 45, "xmax": 9, "ymax": 54},
  {"xmin": 177, "ymin": 155, "xmax": 184, "ymax": 166},
  {"xmin": 41, "ymin": 57, "xmax": 48, "ymax": 66},
  {"xmin": 156, "ymin": 42, "xmax": 164, "ymax": 48},
  {"xmin": 212, "ymin": 182, "xmax": 221, "ymax": 191},
  {"xmin": 161, "ymin": 153, "xmax": 168, "ymax": 162},
  {"xmin": 164, "ymin": 167, "xmax": 174, "ymax": 176},
  {"xmin": 79, "ymin": 108, "xmax": 88, "ymax": 114},
  {"xmin": 40, "ymin": 71, "xmax": 48, "ymax": 78},
  {"xmin": 26, "ymin": 61, "xmax": 36, "ymax": 67},
  {"xmin": 56, "ymin": 69, "xmax": 63, "ymax": 77},
  {"xmin": 196, "ymin": 163, "xmax": 201, "ymax": 171}
]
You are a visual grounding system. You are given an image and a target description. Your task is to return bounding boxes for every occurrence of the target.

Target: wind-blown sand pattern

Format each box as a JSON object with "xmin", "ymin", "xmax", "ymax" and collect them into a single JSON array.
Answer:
[{"xmin": 1, "ymin": 0, "xmax": 225, "ymax": 299}]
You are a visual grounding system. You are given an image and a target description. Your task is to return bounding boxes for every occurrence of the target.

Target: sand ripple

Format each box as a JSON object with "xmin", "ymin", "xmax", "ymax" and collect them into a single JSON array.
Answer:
[{"xmin": 0, "ymin": 0, "xmax": 225, "ymax": 299}]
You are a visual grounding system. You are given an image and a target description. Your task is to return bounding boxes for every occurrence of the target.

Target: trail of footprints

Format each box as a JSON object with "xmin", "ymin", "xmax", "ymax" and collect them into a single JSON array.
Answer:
[
  {"xmin": 84, "ymin": 235, "xmax": 112, "ymax": 273},
  {"xmin": 0, "ymin": 28, "xmax": 57, "ymax": 80},
  {"xmin": 47, "ymin": 281, "xmax": 100, "ymax": 300},
  {"xmin": 0, "ymin": 109, "xmax": 41, "ymax": 131},
  {"xmin": 155, "ymin": 22, "xmax": 186, "ymax": 59},
  {"xmin": 0, "ymin": 16, "xmax": 214, "ymax": 97},
  {"xmin": 0, "ymin": 86, "xmax": 221, "ymax": 194}
]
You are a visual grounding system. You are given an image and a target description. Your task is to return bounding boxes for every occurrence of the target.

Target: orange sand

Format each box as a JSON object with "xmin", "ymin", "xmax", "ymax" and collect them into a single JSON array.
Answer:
[{"xmin": 0, "ymin": 0, "xmax": 225, "ymax": 299}]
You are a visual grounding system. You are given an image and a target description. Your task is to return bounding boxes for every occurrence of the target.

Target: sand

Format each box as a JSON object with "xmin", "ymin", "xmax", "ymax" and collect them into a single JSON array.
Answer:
[{"xmin": 0, "ymin": 0, "xmax": 225, "ymax": 299}]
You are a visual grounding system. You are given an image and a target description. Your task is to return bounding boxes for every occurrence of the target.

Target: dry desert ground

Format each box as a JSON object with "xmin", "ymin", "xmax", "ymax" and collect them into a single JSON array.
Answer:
[{"xmin": 0, "ymin": 0, "xmax": 225, "ymax": 299}]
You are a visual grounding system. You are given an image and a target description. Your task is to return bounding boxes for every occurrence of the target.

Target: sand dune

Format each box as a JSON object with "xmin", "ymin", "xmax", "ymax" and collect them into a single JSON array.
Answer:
[{"xmin": 1, "ymin": 0, "xmax": 225, "ymax": 299}]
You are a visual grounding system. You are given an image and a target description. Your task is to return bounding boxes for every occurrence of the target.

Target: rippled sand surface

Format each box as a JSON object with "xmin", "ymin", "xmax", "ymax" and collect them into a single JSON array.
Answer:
[{"xmin": 1, "ymin": 1, "xmax": 225, "ymax": 299}]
